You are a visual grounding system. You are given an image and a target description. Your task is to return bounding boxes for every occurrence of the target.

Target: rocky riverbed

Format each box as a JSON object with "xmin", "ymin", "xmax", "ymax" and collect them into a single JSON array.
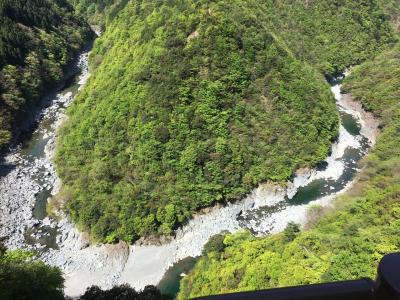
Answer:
[
  {"xmin": 0, "ymin": 52, "xmax": 89, "ymax": 252},
  {"xmin": 0, "ymin": 63, "xmax": 379, "ymax": 298}
]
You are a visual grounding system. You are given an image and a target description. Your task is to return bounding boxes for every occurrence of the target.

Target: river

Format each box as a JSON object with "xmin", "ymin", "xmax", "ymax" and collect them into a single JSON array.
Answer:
[{"xmin": 0, "ymin": 51, "xmax": 378, "ymax": 299}]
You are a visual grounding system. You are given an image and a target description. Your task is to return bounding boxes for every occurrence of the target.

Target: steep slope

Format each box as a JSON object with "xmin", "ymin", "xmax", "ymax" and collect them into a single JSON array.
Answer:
[
  {"xmin": 0, "ymin": 0, "xmax": 93, "ymax": 150},
  {"xmin": 70, "ymin": 0, "xmax": 396, "ymax": 67},
  {"xmin": 378, "ymin": 0, "xmax": 400, "ymax": 33},
  {"xmin": 55, "ymin": 0, "xmax": 344, "ymax": 242},
  {"xmin": 56, "ymin": 0, "xmax": 396, "ymax": 243},
  {"xmin": 68, "ymin": 0, "xmax": 128, "ymax": 29},
  {"xmin": 255, "ymin": 0, "xmax": 395, "ymax": 74},
  {"xmin": 178, "ymin": 42, "xmax": 400, "ymax": 299}
]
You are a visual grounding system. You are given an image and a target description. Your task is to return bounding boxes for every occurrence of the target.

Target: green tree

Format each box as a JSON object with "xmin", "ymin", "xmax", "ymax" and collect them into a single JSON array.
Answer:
[
  {"xmin": 202, "ymin": 233, "xmax": 226, "ymax": 255},
  {"xmin": 0, "ymin": 0, "xmax": 93, "ymax": 151},
  {"xmin": 283, "ymin": 222, "xmax": 301, "ymax": 243},
  {"xmin": 0, "ymin": 247, "xmax": 64, "ymax": 300}
]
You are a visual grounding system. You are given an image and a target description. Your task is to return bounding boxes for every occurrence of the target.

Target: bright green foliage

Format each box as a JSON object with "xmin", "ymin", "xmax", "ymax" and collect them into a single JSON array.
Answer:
[
  {"xmin": 0, "ymin": 0, "xmax": 93, "ymax": 150},
  {"xmin": 377, "ymin": 0, "xmax": 400, "ymax": 33},
  {"xmin": 57, "ymin": 0, "xmax": 397, "ymax": 242},
  {"xmin": 257, "ymin": 0, "xmax": 396, "ymax": 74},
  {"xmin": 69, "ymin": 0, "xmax": 128, "ymax": 29},
  {"xmin": 0, "ymin": 245, "xmax": 65, "ymax": 300},
  {"xmin": 56, "ymin": 0, "xmax": 348, "ymax": 242},
  {"xmin": 178, "ymin": 42, "xmax": 400, "ymax": 299},
  {"xmin": 343, "ymin": 43, "xmax": 400, "ymax": 116},
  {"xmin": 72, "ymin": 0, "xmax": 396, "ymax": 73}
]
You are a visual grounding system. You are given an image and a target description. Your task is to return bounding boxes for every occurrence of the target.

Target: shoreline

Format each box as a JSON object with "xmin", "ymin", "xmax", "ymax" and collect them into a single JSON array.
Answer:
[
  {"xmin": 0, "ymin": 52, "xmax": 90, "ymax": 250},
  {"xmin": 340, "ymin": 93, "xmax": 380, "ymax": 144},
  {"xmin": 0, "ymin": 66, "xmax": 379, "ymax": 298},
  {"xmin": 46, "ymin": 87, "xmax": 378, "ymax": 296},
  {"xmin": 0, "ymin": 39, "xmax": 94, "ymax": 158}
]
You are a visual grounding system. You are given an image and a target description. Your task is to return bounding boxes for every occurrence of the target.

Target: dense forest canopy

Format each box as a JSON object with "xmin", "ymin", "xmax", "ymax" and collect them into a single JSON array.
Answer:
[
  {"xmin": 178, "ymin": 20, "xmax": 400, "ymax": 300},
  {"xmin": 55, "ymin": 0, "xmax": 343, "ymax": 242},
  {"xmin": 55, "ymin": 0, "xmax": 396, "ymax": 243},
  {"xmin": 0, "ymin": 0, "xmax": 93, "ymax": 150},
  {"xmin": 68, "ymin": 0, "xmax": 128, "ymax": 29},
  {"xmin": 0, "ymin": 0, "xmax": 400, "ymax": 299},
  {"xmin": 252, "ymin": 0, "xmax": 395, "ymax": 74}
]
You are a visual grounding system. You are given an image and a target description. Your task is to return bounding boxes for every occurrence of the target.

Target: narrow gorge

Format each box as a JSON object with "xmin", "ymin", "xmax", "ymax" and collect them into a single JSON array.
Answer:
[
  {"xmin": 1, "ymin": 1, "xmax": 399, "ymax": 299},
  {"xmin": 0, "ymin": 65, "xmax": 378, "ymax": 297}
]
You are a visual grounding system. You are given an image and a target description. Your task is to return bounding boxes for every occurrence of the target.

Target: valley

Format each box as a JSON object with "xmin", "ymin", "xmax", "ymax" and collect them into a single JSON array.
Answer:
[
  {"xmin": 1, "ymin": 1, "xmax": 400, "ymax": 299},
  {"xmin": 0, "ymin": 70, "xmax": 378, "ymax": 297}
]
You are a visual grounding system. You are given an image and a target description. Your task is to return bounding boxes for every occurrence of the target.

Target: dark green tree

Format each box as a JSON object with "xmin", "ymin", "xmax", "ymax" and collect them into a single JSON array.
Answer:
[
  {"xmin": 283, "ymin": 222, "xmax": 301, "ymax": 243},
  {"xmin": 0, "ymin": 246, "xmax": 64, "ymax": 300}
]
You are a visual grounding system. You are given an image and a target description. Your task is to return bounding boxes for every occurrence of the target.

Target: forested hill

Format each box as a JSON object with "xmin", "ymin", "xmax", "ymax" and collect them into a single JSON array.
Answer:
[
  {"xmin": 68, "ymin": 0, "xmax": 128, "ymax": 29},
  {"xmin": 0, "ymin": 0, "xmax": 93, "ymax": 151},
  {"xmin": 178, "ymin": 41, "xmax": 400, "ymax": 299},
  {"xmin": 178, "ymin": 2, "xmax": 400, "ymax": 298},
  {"xmin": 55, "ymin": 0, "xmax": 395, "ymax": 243}
]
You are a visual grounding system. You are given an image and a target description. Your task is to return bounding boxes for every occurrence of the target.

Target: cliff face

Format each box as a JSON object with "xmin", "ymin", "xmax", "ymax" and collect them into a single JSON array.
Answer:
[{"xmin": 0, "ymin": 0, "xmax": 93, "ymax": 151}]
